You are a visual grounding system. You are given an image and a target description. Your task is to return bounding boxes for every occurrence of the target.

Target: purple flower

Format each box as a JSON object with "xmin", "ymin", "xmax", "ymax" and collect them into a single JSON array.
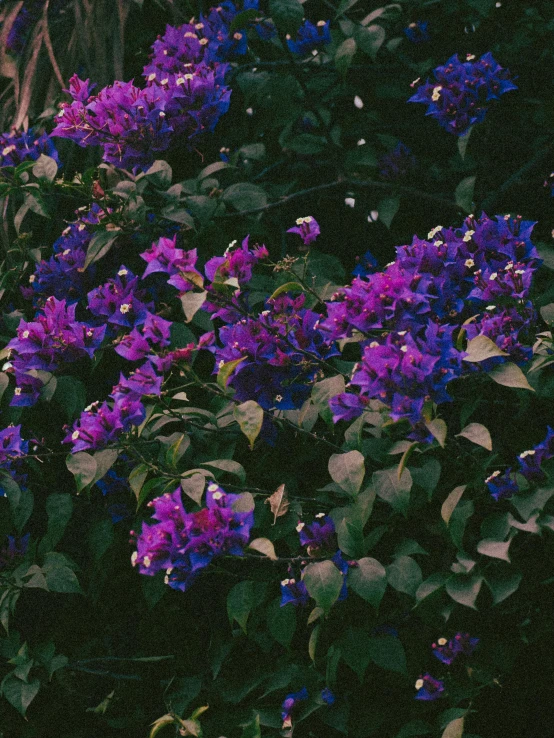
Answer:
[
  {"xmin": 414, "ymin": 674, "xmax": 445, "ymax": 701},
  {"xmin": 404, "ymin": 21, "xmax": 429, "ymax": 43},
  {"xmin": 321, "ymin": 688, "xmax": 335, "ymax": 705},
  {"xmin": 0, "ymin": 128, "xmax": 60, "ymax": 168},
  {"xmin": 517, "ymin": 427, "xmax": 554, "ymax": 483},
  {"xmin": 281, "ymin": 687, "xmax": 308, "ymax": 728},
  {"xmin": 297, "ymin": 515, "xmax": 336, "ymax": 555},
  {"xmin": 87, "ymin": 267, "xmax": 154, "ymax": 328},
  {"xmin": 408, "ymin": 53, "xmax": 517, "ymax": 136},
  {"xmin": 287, "ymin": 20, "xmax": 330, "ymax": 55},
  {"xmin": 485, "ymin": 469, "xmax": 519, "ymax": 501},
  {"xmin": 114, "ymin": 328, "xmax": 152, "ymax": 362},
  {"xmin": 204, "ymin": 236, "xmax": 268, "ymax": 284},
  {"xmin": 0, "ymin": 425, "xmax": 28, "ymax": 464},
  {"xmin": 287, "ymin": 216, "xmax": 321, "ymax": 247},
  {"xmin": 280, "ymin": 576, "xmax": 310, "ymax": 607},
  {"xmin": 378, "ymin": 143, "xmax": 416, "ymax": 181},
  {"xmin": 432, "ymin": 632, "xmax": 479, "ymax": 665},
  {"xmin": 132, "ymin": 482, "xmax": 254, "ymax": 591},
  {"xmin": 143, "ymin": 313, "xmax": 173, "ymax": 347}
]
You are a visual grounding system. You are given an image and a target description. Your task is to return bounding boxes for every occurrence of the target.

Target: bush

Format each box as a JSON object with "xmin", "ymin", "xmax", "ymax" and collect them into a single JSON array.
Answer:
[{"xmin": 1, "ymin": 1, "xmax": 554, "ymax": 737}]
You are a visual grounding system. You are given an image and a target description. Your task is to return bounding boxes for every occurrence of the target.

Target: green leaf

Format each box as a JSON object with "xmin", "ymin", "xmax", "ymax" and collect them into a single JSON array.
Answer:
[
  {"xmin": 217, "ymin": 356, "xmax": 246, "ymax": 390},
  {"xmin": 373, "ymin": 467, "xmax": 412, "ymax": 516},
  {"xmin": 180, "ymin": 290, "xmax": 207, "ymax": 323},
  {"xmin": 477, "ymin": 538, "xmax": 511, "ymax": 562},
  {"xmin": 143, "ymin": 160, "xmax": 172, "ymax": 188},
  {"xmin": 84, "ymin": 231, "xmax": 119, "ymax": 269},
  {"xmin": 198, "ymin": 161, "xmax": 233, "ymax": 180},
  {"xmin": 66, "ymin": 452, "xmax": 97, "ymax": 492},
  {"xmin": 312, "ymin": 375, "xmax": 346, "ymax": 423},
  {"xmin": 52, "ymin": 376, "xmax": 87, "ymax": 421},
  {"xmin": 488, "ymin": 362, "xmax": 534, "ymax": 391},
  {"xmin": 354, "ymin": 24, "xmax": 386, "ymax": 59},
  {"xmin": 395, "ymin": 721, "xmax": 432, "ymax": 738},
  {"xmin": 269, "ymin": 281, "xmax": 304, "ymax": 300},
  {"xmin": 338, "ymin": 627, "xmax": 372, "ymax": 678},
  {"xmin": 88, "ymin": 519, "xmax": 114, "ymax": 562},
  {"xmin": 0, "ymin": 372, "xmax": 9, "ymax": 402},
  {"xmin": 449, "ymin": 500, "xmax": 474, "ymax": 550},
  {"xmin": 463, "ymin": 335, "xmax": 508, "ymax": 362},
  {"xmin": 39, "ymin": 494, "xmax": 73, "ymax": 554},
  {"xmin": 425, "ymin": 418, "xmax": 447, "ymax": 447},
  {"xmin": 511, "ymin": 486, "xmax": 554, "ymax": 520},
  {"xmin": 455, "ymin": 175, "xmax": 476, "ymax": 213},
  {"xmin": 269, "ymin": 0, "xmax": 303, "ymax": 35},
  {"xmin": 457, "ymin": 127, "xmax": 472, "ymax": 160},
  {"xmin": 415, "ymin": 572, "xmax": 448, "ymax": 603},
  {"xmin": 227, "ymin": 580, "xmax": 255, "ymax": 632},
  {"xmin": 266, "ymin": 597, "xmax": 296, "ymax": 646},
  {"xmin": 336, "ymin": 517, "xmax": 365, "ymax": 558},
  {"xmin": 377, "ymin": 197, "xmax": 400, "ymax": 229},
  {"xmin": 386, "ymin": 556, "xmax": 422, "ymax": 597},
  {"xmin": 180, "ymin": 474, "xmax": 205, "ymax": 505},
  {"xmin": 445, "ymin": 574, "xmax": 483, "ymax": 609},
  {"xmin": 201, "ymin": 459, "xmax": 246, "ymax": 483},
  {"xmin": 485, "ymin": 569, "xmax": 522, "ymax": 604},
  {"xmin": 368, "ymin": 635, "xmax": 407, "ymax": 674},
  {"xmin": 336, "ymin": 0, "xmax": 361, "ymax": 16},
  {"xmin": 32, "ymin": 154, "xmax": 58, "ymax": 182},
  {"xmin": 441, "ymin": 717, "xmax": 465, "ymax": 738},
  {"xmin": 348, "ymin": 557, "xmax": 387, "ymax": 607},
  {"xmin": 1, "ymin": 674, "xmax": 40, "ymax": 716},
  {"xmin": 441, "ymin": 486, "xmax": 466, "ymax": 526},
  {"xmin": 234, "ymin": 400, "xmax": 264, "ymax": 449},
  {"xmin": 223, "ymin": 182, "xmax": 267, "ymax": 212},
  {"xmin": 42, "ymin": 552, "xmax": 82, "ymax": 594},
  {"xmin": 456, "ymin": 423, "xmax": 492, "ymax": 450},
  {"xmin": 240, "ymin": 713, "xmax": 261, "ymax": 738},
  {"xmin": 328, "ymin": 450, "xmax": 365, "ymax": 495},
  {"xmin": 248, "ymin": 538, "xmax": 277, "ymax": 560},
  {"xmin": 335, "ymin": 38, "xmax": 357, "ymax": 77},
  {"xmin": 3, "ymin": 476, "xmax": 33, "ymax": 533},
  {"xmin": 232, "ymin": 492, "xmax": 255, "ymax": 514},
  {"xmin": 303, "ymin": 560, "xmax": 344, "ymax": 612}
]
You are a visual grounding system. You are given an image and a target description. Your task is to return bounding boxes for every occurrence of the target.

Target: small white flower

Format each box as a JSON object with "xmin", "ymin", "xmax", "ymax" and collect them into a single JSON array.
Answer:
[
  {"xmin": 275, "ymin": 394, "xmax": 283, "ymax": 402},
  {"xmin": 317, "ymin": 20, "xmax": 326, "ymax": 27},
  {"xmin": 315, "ymin": 512, "xmax": 325, "ymax": 518},
  {"xmin": 143, "ymin": 556, "xmax": 151, "ymax": 568},
  {"xmin": 176, "ymin": 77, "xmax": 186, "ymax": 85},
  {"xmin": 212, "ymin": 491, "xmax": 224, "ymax": 500},
  {"xmin": 466, "ymin": 53, "xmax": 476, "ymax": 61},
  {"xmin": 233, "ymin": 32, "xmax": 243, "ymax": 40},
  {"xmin": 428, "ymin": 226, "xmax": 443, "ymax": 239},
  {"xmin": 199, "ymin": 38, "xmax": 209, "ymax": 45},
  {"xmin": 397, "ymin": 330, "xmax": 407, "ymax": 336},
  {"xmin": 22, "ymin": 330, "xmax": 30, "ymax": 339},
  {"xmin": 345, "ymin": 197, "xmax": 356, "ymax": 208},
  {"xmin": 195, "ymin": 22, "xmax": 204, "ymax": 29},
  {"xmin": 369, "ymin": 341, "xmax": 379, "ymax": 348},
  {"xmin": 489, "ymin": 272, "xmax": 498, "ymax": 281},
  {"xmin": 78, "ymin": 223, "xmax": 86, "ymax": 231},
  {"xmin": 515, "ymin": 269, "xmax": 525, "ymax": 275},
  {"xmin": 485, "ymin": 470, "xmax": 501, "ymax": 483},
  {"xmin": 415, "ymin": 679, "xmax": 424, "ymax": 690},
  {"xmin": 147, "ymin": 73, "xmax": 156, "ymax": 82},
  {"xmin": 208, "ymin": 483, "xmax": 219, "ymax": 492},
  {"xmin": 296, "ymin": 522, "xmax": 305, "ymax": 532},
  {"xmin": 120, "ymin": 303, "xmax": 132, "ymax": 313},
  {"xmin": 400, "ymin": 345, "xmax": 408, "ymax": 353},
  {"xmin": 465, "ymin": 259, "xmax": 475, "ymax": 268},
  {"xmin": 354, "ymin": 95, "xmax": 364, "ymax": 109},
  {"xmin": 14, "ymin": 387, "xmax": 21, "ymax": 396},
  {"xmin": 281, "ymin": 578, "xmax": 290, "ymax": 586},
  {"xmin": 62, "ymin": 249, "xmax": 71, "ymax": 256},
  {"xmin": 246, "ymin": 107, "xmax": 253, "ymax": 115},
  {"xmin": 486, "ymin": 305, "xmax": 496, "ymax": 311},
  {"xmin": 72, "ymin": 430, "xmax": 80, "ymax": 440},
  {"xmin": 431, "ymin": 85, "xmax": 442, "ymax": 101},
  {"xmin": 437, "ymin": 637, "xmax": 447, "ymax": 646},
  {"xmin": 131, "ymin": 552, "xmax": 138, "ymax": 566},
  {"xmin": 369, "ymin": 210, "xmax": 379, "ymax": 222},
  {"xmin": 29, "ymin": 275, "xmax": 35, "ymax": 283},
  {"xmin": 357, "ymin": 138, "xmax": 366, "ymax": 146},
  {"xmin": 218, "ymin": 359, "xmax": 225, "ymax": 369},
  {"xmin": 463, "ymin": 230, "xmax": 475, "ymax": 242},
  {"xmin": 519, "ymin": 450, "xmax": 536, "ymax": 458}
]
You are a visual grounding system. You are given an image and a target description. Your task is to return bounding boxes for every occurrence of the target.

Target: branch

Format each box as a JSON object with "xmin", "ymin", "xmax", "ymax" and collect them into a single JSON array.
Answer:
[{"xmin": 221, "ymin": 178, "xmax": 460, "ymax": 218}]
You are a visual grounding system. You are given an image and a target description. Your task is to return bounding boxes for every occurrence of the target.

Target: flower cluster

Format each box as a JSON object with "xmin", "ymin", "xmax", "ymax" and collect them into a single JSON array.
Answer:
[
  {"xmin": 287, "ymin": 216, "xmax": 321, "ymax": 247},
  {"xmin": 0, "ymin": 424, "xmax": 28, "ymax": 489},
  {"xmin": 52, "ymin": 1, "xmax": 270, "ymax": 169},
  {"xmin": 6, "ymin": 296, "xmax": 105, "ymax": 406},
  {"xmin": 0, "ymin": 127, "xmax": 60, "ymax": 168},
  {"xmin": 210, "ymin": 291, "xmax": 338, "ymax": 410},
  {"xmin": 432, "ymin": 632, "xmax": 479, "ymax": 665},
  {"xmin": 287, "ymin": 20, "xmax": 331, "ymax": 56},
  {"xmin": 486, "ymin": 426, "xmax": 554, "ymax": 501},
  {"xmin": 22, "ymin": 204, "xmax": 108, "ymax": 304},
  {"xmin": 280, "ymin": 687, "xmax": 334, "ymax": 729},
  {"xmin": 415, "ymin": 632, "xmax": 478, "ymax": 701},
  {"xmin": 323, "ymin": 213, "xmax": 539, "ymax": 433},
  {"xmin": 408, "ymin": 53, "xmax": 517, "ymax": 135},
  {"xmin": 132, "ymin": 482, "xmax": 254, "ymax": 591}
]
